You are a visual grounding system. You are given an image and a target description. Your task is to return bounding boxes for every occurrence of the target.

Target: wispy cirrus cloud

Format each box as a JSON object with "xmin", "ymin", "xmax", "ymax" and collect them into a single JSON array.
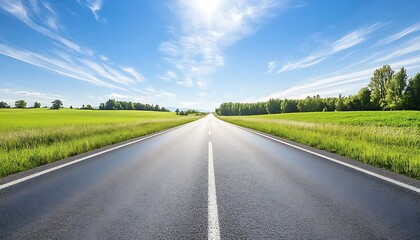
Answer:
[
  {"xmin": 374, "ymin": 37, "xmax": 420, "ymax": 63},
  {"xmin": 107, "ymin": 93, "xmax": 128, "ymax": 99},
  {"xmin": 267, "ymin": 61, "xmax": 277, "ymax": 73},
  {"xmin": 0, "ymin": 0, "xmax": 88, "ymax": 54},
  {"xmin": 378, "ymin": 23, "xmax": 420, "ymax": 45},
  {"xmin": 108, "ymin": 87, "xmax": 175, "ymax": 103},
  {"xmin": 261, "ymin": 67, "xmax": 375, "ymax": 100},
  {"xmin": 261, "ymin": 53, "xmax": 420, "ymax": 101},
  {"xmin": 0, "ymin": 87, "xmax": 66, "ymax": 105},
  {"xmin": 261, "ymin": 22, "xmax": 420, "ymax": 102},
  {"xmin": 158, "ymin": 70, "xmax": 178, "ymax": 81},
  {"xmin": 270, "ymin": 23, "xmax": 382, "ymax": 73},
  {"xmin": 78, "ymin": 0, "xmax": 104, "ymax": 22},
  {"xmin": 122, "ymin": 67, "xmax": 145, "ymax": 82},
  {"xmin": 160, "ymin": 0, "xmax": 284, "ymax": 88},
  {"xmin": 0, "ymin": 0, "xmax": 143, "ymax": 90}
]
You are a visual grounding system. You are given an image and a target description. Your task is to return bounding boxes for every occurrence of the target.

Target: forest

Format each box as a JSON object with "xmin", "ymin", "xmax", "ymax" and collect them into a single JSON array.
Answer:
[{"xmin": 216, "ymin": 65, "xmax": 420, "ymax": 116}]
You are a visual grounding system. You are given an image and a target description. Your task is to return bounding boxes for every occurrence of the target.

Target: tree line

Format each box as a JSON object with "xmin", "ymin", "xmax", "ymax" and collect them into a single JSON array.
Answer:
[
  {"xmin": 0, "ymin": 98, "xmax": 170, "ymax": 112},
  {"xmin": 98, "ymin": 99, "xmax": 169, "ymax": 112},
  {"xmin": 216, "ymin": 65, "xmax": 420, "ymax": 116},
  {"xmin": 175, "ymin": 108, "xmax": 206, "ymax": 116},
  {"xmin": 0, "ymin": 100, "xmax": 62, "ymax": 109}
]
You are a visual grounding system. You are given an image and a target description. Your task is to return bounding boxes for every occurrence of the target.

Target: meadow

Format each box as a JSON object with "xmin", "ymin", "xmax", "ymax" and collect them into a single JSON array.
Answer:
[
  {"xmin": 0, "ymin": 109, "xmax": 200, "ymax": 177},
  {"xmin": 217, "ymin": 111, "xmax": 420, "ymax": 179}
]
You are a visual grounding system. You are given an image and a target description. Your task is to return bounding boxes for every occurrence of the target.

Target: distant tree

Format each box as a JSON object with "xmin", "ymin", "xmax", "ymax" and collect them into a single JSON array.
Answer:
[
  {"xmin": 175, "ymin": 109, "xmax": 180, "ymax": 115},
  {"xmin": 70, "ymin": 105, "xmax": 73, "ymax": 109},
  {"xmin": 357, "ymin": 87, "xmax": 371, "ymax": 110},
  {"xmin": 33, "ymin": 101, "xmax": 41, "ymax": 108},
  {"xmin": 336, "ymin": 94, "xmax": 344, "ymax": 111},
  {"xmin": 15, "ymin": 100, "xmax": 27, "ymax": 108},
  {"xmin": 281, "ymin": 99, "xmax": 299, "ymax": 113},
  {"xmin": 386, "ymin": 67, "xmax": 407, "ymax": 110},
  {"xmin": 105, "ymin": 99, "xmax": 116, "ymax": 110},
  {"xmin": 369, "ymin": 65, "xmax": 394, "ymax": 109},
  {"xmin": 404, "ymin": 73, "xmax": 420, "ymax": 110},
  {"xmin": 0, "ymin": 101, "xmax": 10, "ymax": 108},
  {"xmin": 266, "ymin": 98, "xmax": 281, "ymax": 114},
  {"xmin": 134, "ymin": 102, "xmax": 144, "ymax": 110},
  {"xmin": 51, "ymin": 99, "xmax": 63, "ymax": 109},
  {"xmin": 154, "ymin": 104, "xmax": 160, "ymax": 111}
]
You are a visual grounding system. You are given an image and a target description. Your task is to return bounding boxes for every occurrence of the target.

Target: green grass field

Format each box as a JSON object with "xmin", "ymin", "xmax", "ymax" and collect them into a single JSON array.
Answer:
[
  {"xmin": 0, "ymin": 109, "xmax": 200, "ymax": 177},
  {"xmin": 217, "ymin": 111, "xmax": 420, "ymax": 179}
]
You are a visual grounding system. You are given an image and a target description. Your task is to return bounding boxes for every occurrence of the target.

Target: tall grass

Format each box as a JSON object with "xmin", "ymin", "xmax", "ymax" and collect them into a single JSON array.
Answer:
[
  {"xmin": 0, "ymin": 109, "xmax": 199, "ymax": 177},
  {"xmin": 218, "ymin": 111, "xmax": 420, "ymax": 179}
]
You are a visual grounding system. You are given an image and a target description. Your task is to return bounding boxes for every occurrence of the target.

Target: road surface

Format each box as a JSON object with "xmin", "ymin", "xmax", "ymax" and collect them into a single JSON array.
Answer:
[{"xmin": 1, "ymin": 115, "xmax": 419, "ymax": 239}]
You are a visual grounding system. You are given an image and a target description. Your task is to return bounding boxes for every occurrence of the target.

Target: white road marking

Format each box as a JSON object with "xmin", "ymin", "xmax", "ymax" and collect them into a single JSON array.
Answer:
[
  {"xmin": 208, "ymin": 141, "xmax": 221, "ymax": 240},
  {"xmin": 0, "ymin": 127, "xmax": 178, "ymax": 191},
  {"xmin": 209, "ymin": 130, "xmax": 212, "ymax": 135},
  {"xmin": 238, "ymin": 126, "xmax": 420, "ymax": 194}
]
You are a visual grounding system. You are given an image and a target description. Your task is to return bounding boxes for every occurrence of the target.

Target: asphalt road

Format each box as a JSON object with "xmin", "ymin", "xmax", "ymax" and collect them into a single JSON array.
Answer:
[{"xmin": 1, "ymin": 115, "xmax": 419, "ymax": 239}]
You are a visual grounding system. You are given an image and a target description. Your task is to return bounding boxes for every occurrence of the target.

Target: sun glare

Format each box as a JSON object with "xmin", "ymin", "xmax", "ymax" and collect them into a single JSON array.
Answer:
[
  {"xmin": 197, "ymin": 0, "xmax": 220, "ymax": 11},
  {"xmin": 195, "ymin": 0, "xmax": 221, "ymax": 19}
]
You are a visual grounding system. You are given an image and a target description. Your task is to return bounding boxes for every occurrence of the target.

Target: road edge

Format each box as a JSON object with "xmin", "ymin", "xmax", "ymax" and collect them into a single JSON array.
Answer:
[
  {"xmin": 216, "ymin": 117, "xmax": 420, "ymax": 193},
  {"xmin": 0, "ymin": 118, "xmax": 201, "ymax": 190}
]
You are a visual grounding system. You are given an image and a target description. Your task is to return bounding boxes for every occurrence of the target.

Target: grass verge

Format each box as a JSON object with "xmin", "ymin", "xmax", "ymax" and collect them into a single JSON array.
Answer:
[
  {"xmin": 0, "ymin": 109, "xmax": 200, "ymax": 177},
  {"xmin": 217, "ymin": 111, "xmax": 420, "ymax": 179}
]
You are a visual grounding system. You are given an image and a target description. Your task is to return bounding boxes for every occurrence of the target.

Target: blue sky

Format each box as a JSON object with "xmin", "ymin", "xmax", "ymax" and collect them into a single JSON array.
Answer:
[{"xmin": 1, "ymin": 0, "xmax": 420, "ymax": 111}]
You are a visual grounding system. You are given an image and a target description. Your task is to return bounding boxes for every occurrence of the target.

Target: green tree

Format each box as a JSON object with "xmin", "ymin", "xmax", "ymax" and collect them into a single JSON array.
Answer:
[
  {"xmin": 0, "ymin": 101, "xmax": 10, "ymax": 108},
  {"xmin": 281, "ymin": 99, "xmax": 299, "ymax": 113},
  {"xmin": 105, "ymin": 99, "xmax": 116, "ymax": 110},
  {"xmin": 385, "ymin": 67, "xmax": 407, "ymax": 110},
  {"xmin": 357, "ymin": 87, "xmax": 371, "ymax": 110},
  {"xmin": 51, "ymin": 99, "xmax": 63, "ymax": 109},
  {"xmin": 33, "ymin": 101, "xmax": 41, "ymax": 108},
  {"xmin": 266, "ymin": 98, "xmax": 281, "ymax": 114},
  {"xmin": 369, "ymin": 65, "xmax": 394, "ymax": 109},
  {"xmin": 15, "ymin": 100, "xmax": 27, "ymax": 108},
  {"xmin": 404, "ymin": 73, "xmax": 420, "ymax": 110},
  {"xmin": 175, "ymin": 109, "xmax": 180, "ymax": 115},
  {"xmin": 336, "ymin": 94, "xmax": 344, "ymax": 111}
]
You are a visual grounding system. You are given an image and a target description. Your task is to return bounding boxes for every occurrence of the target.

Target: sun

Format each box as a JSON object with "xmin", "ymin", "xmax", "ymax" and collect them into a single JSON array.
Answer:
[
  {"xmin": 196, "ymin": 0, "xmax": 221, "ymax": 11},
  {"xmin": 195, "ymin": 0, "xmax": 221, "ymax": 18}
]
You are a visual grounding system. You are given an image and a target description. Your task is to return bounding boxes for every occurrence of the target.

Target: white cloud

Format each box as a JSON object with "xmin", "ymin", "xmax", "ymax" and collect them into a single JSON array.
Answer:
[
  {"xmin": 196, "ymin": 79, "xmax": 209, "ymax": 89},
  {"xmin": 0, "ymin": 87, "xmax": 66, "ymax": 101},
  {"xmin": 0, "ymin": 43, "xmax": 123, "ymax": 89},
  {"xmin": 272, "ymin": 23, "xmax": 382, "ymax": 73},
  {"xmin": 161, "ymin": 91, "xmax": 175, "ymax": 98},
  {"xmin": 160, "ymin": 0, "xmax": 283, "ymax": 88},
  {"xmin": 378, "ymin": 23, "xmax": 420, "ymax": 45},
  {"xmin": 261, "ymin": 54, "xmax": 420, "ymax": 101},
  {"xmin": 78, "ymin": 0, "xmax": 103, "ymax": 22},
  {"xmin": 267, "ymin": 61, "xmax": 277, "ymax": 73},
  {"xmin": 261, "ymin": 67, "xmax": 375, "ymax": 100},
  {"xmin": 0, "ymin": 0, "xmax": 89, "ymax": 54},
  {"xmin": 133, "ymin": 86, "xmax": 174, "ymax": 99},
  {"xmin": 159, "ymin": 70, "xmax": 178, "ymax": 81},
  {"xmin": 0, "ymin": 1, "xmax": 144, "ymax": 90},
  {"xmin": 121, "ymin": 66, "xmax": 145, "ymax": 82},
  {"xmin": 107, "ymin": 93, "xmax": 128, "ymax": 99},
  {"xmin": 145, "ymin": 86, "xmax": 156, "ymax": 93},
  {"xmin": 374, "ymin": 37, "xmax": 420, "ymax": 63},
  {"xmin": 99, "ymin": 55, "xmax": 109, "ymax": 61}
]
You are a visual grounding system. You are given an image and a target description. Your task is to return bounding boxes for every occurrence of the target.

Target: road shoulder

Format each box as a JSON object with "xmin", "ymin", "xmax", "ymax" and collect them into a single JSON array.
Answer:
[{"xmin": 219, "ymin": 119, "xmax": 420, "ymax": 190}]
